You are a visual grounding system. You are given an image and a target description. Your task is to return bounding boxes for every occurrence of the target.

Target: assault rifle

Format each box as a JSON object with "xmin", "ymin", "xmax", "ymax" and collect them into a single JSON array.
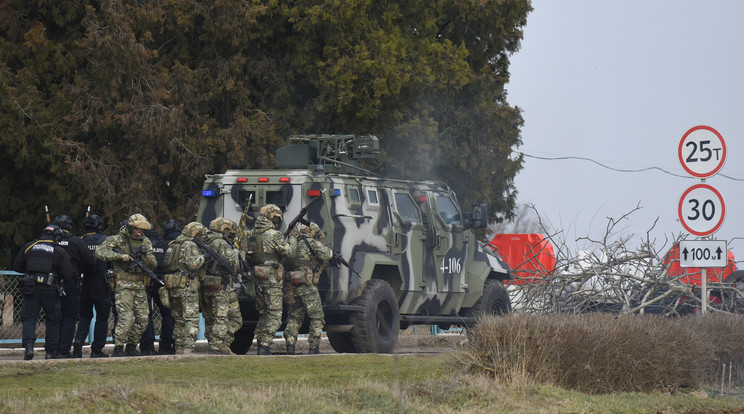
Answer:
[
  {"xmin": 193, "ymin": 236, "xmax": 241, "ymax": 286},
  {"xmin": 330, "ymin": 251, "xmax": 362, "ymax": 278},
  {"xmin": 283, "ymin": 189, "xmax": 327, "ymax": 238},
  {"xmin": 112, "ymin": 247, "xmax": 164, "ymax": 286}
]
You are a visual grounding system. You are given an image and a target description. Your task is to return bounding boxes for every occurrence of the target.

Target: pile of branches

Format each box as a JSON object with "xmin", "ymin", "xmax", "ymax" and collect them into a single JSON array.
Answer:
[{"xmin": 506, "ymin": 206, "xmax": 744, "ymax": 316}]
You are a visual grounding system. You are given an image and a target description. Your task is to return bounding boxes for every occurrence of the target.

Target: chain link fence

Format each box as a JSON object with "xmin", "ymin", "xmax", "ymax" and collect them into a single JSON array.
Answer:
[{"xmin": 0, "ymin": 271, "xmax": 163, "ymax": 347}]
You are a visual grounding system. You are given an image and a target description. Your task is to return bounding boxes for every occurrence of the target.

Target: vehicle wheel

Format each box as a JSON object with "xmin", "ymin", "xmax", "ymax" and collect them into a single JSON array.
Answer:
[
  {"xmin": 326, "ymin": 331, "xmax": 357, "ymax": 353},
  {"xmin": 466, "ymin": 280, "xmax": 511, "ymax": 318},
  {"xmin": 230, "ymin": 326, "xmax": 255, "ymax": 355},
  {"xmin": 349, "ymin": 279, "xmax": 400, "ymax": 353},
  {"xmin": 723, "ymin": 270, "xmax": 744, "ymax": 313}
]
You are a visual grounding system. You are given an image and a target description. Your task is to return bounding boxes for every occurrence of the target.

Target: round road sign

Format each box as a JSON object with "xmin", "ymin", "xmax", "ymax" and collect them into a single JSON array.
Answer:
[
  {"xmin": 678, "ymin": 125, "xmax": 726, "ymax": 178},
  {"xmin": 678, "ymin": 183, "xmax": 726, "ymax": 236}
]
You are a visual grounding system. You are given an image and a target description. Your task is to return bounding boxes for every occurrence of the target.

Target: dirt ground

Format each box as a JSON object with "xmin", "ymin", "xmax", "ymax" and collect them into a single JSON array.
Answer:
[{"xmin": 0, "ymin": 332, "xmax": 465, "ymax": 361}]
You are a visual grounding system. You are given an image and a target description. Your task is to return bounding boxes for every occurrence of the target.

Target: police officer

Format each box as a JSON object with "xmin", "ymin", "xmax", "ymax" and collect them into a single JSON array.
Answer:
[
  {"xmin": 14, "ymin": 225, "xmax": 75, "ymax": 360},
  {"xmin": 284, "ymin": 222, "xmax": 332, "ymax": 354},
  {"xmin": 52, "ymin": 214, "xmax": 96, "ymax": 358},
  {"xmin": 73, "ymin": 214, "xmax": 113, "ymax": 358},
  {"xmin": 162, "ymin": 222, "xmax": 206, "ymax": 355},
  {"xmin": 201, "ymin": 218, "xmax": 241, "ymax": 355},
  {"xmin": 96, "ymin": 213, "xmax": 158, "ymax": 357},
  {"xmin": 252, "ymin": 204, "xmax": 296, "ymax": 355}
]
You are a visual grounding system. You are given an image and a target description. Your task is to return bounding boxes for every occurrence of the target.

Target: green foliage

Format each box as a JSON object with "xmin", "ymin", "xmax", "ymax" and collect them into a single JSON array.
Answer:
[{"xmin": 0, "ymin": 0, "xmax": 531, "ymax": 265}]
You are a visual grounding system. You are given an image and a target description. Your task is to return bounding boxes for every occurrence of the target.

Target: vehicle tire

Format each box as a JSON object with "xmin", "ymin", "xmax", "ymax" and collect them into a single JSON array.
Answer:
[
  {"xmin": 230, "ymin": 326, "xmax": 255, "ymax": 355},
  {"xmin": 723, "ymin": 270, "xmax": 744, "ymax": 313},
  {"xmin": 466, "ymin": 280, "xmax": 511, "ymax": 318},
  {"xmin": 349, "ymin": 279, "xmax": 400, "ymax": 353},
  {"xmin": 327, "ymin": 331, "xmax": 357, "ymax": 353}
]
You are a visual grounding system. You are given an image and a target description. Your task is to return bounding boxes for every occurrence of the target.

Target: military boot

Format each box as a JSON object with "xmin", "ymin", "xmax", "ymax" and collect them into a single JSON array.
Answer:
[
  {"xmin": 308, "ymin": 347, "xmax": 320, "ymax": 355},
  {"xmin": 23, "ymin": 343, "xmax": 34, "ymax": 360},
  {"xmin": 125, "ymin": 344, "xmax": 141, "ymax": 357},
  {"xmin": 112, "ymin": 345, "xmax": 125, "ymax": 357},
  {"xmin": 72, "ymin": 341, "xmax": 83, "ymax": 358},
  {"xmin": 257, "ymin": 345, "xmax": 272, "ymax": 355},
  {"xmin": 286, "ymin": 343, "xmax": 296, "ymax": 355},
  {"xmin": 45, "ymin": 350, "xmax": 60, "ymax": 359}
]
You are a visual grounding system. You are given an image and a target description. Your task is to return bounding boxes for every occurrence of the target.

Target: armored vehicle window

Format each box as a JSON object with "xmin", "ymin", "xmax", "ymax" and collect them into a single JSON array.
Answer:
[
  {"xmin": 436, "ymin": 196, "xmax": 462, "ymax": 225},
  {"xmin": 367, "ymin": 189, "xmax": 378, "ymax": 205},
  {"xmin": 266, "ymin": 191, "xmax": 286, "ymax": 210},
  {"xmin": 238, "ymin": 190, "xmax": 255, "ymax": 207},
  {"xmin": 394, "ymin": 193, "xmax": 421, "ymax": 223},
  {"xmin": 348, "ymin": 188, "xmax": 360, "ymax": 203}
]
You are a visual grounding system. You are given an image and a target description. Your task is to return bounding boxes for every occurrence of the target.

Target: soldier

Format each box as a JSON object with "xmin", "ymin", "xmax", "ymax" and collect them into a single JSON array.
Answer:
[
  {"xmin": 162, "ymin": 222, "xmax": 206, "ymax": 355},
  {"xmin": 200, "ymin": 218, "xmax": 240, "ymax": 354},
  {"xmin": 96, "ymin": 213, "xmax": 158, "ymax": 357},
  {"xmin": 139, "ymin": 226, "xmax": 168, "ymax": 356},
  {"xmin": 52, "ymin": 214, "xmax": 96, "ymax": 358},
  {"xmin": 73, "ymin": 214, "xmax": 113, "ymax": 358},
  {"xmin": 284, "ymin": 222, "xmax": 332, "ymax": 354},
  {"xmin": 252, "ymin": 204, "xmax": 296, "ymax": 355},
  {"xmin": 13, "ymin": 225, "xmax": 75, "ymax": 360},
  {"xmin": 155, "ymin": 219, "xmax": 180, "ymax": 354}
]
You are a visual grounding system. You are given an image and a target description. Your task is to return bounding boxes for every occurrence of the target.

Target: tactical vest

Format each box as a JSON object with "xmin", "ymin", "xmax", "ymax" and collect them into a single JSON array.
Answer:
[
  {"xmin": 242, "ymin": 232, "xmax": 265, "ymax": 266},
  {"xmin": 24, "ymin": 241, "xmax": 56, "ymax": 275},
  {"xmin": 162, "ymin": 239, "xmax": 184, "ymax": 273}
]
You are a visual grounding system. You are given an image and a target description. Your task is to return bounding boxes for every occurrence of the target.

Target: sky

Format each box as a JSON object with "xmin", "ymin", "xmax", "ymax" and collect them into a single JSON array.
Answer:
[{"xmin": 505, "ymin": 1, "xmax": 744, "ymax": 260}]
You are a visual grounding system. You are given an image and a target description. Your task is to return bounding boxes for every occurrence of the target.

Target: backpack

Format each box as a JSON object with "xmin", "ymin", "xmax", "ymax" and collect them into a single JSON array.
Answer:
[
  {"xmin": 242, "ymin": 233, "xmax": 264, "ymax": 266},
  {"xmin": 162, "ymin": 239, "xmax": 184, "ymax": 273}
]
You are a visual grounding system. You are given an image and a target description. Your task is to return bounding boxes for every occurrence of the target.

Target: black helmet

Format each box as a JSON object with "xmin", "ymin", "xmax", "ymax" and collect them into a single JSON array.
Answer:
[
  {"xmin": 82, "ymin": 214, "xmax": 105, "ymax": 233},
  {"xmin": 52, "ymin": 215, "xmax": 73, "ymax": 231},
  {"xmin": 42, "ymin": 224, "xmax": 64, "ymax": 242},
  {"xmin": 163, "ymin": 219, "xmax": 182, "ymax": 234}
]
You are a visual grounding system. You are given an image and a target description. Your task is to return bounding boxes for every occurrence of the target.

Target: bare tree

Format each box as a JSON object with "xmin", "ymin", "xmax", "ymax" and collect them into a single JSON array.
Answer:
[{"xmin": 502, "ymin": 205, "xmax": 744, "ymax": 316}]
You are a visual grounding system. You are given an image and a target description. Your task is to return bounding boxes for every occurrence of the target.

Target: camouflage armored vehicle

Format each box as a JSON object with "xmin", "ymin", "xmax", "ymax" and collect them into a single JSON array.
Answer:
[{"xmin": 197, "ymin": 134, "xmax": 511, "ymax": 353}]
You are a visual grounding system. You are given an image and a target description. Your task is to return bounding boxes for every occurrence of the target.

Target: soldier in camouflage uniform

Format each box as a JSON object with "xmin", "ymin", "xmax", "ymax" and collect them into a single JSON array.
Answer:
[
  {"xmin": 163, "ymin": 222, "xmax": 206, "ymax": 355},
  {"xmin": 253, "ymin": 204, "xmax": 296, "ymax": 355},
  {"xmin": 96, "ymin": 214, "xmax": 158, "ymax": 357},
  {"xmin": 284, "ymin": 222, "xmax": 332, "ymax": 354},
  {"xmin": 201, "ymin": 218, "xmax": 240, "ymax": 355}
]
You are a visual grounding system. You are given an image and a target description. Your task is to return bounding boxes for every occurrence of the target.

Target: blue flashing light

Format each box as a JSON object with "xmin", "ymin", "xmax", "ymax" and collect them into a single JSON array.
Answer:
[
  {"xmin": 332, "ymin": 188, "xmax": 342, "ymax": 197},
  {"xmin": 202, "ymin": 190, "xmax": 216, "ymax": 197}
]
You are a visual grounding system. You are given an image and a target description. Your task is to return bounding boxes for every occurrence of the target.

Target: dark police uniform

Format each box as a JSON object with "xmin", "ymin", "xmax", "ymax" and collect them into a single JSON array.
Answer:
[
  {"xmin": 74, "ymin": 221, "xmax": 113, "ymax": 358},
  {"xmin": 56, "ymin": 227, "xmax": 96, "ymax": 357},
  {"xmin": 13, "ymin": 226, "xmax": 75, "ymax": 360}
]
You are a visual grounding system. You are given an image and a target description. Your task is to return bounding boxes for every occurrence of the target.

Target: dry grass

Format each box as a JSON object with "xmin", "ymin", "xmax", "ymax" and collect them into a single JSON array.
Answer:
[{"xmin": 453, "ymin": 313, "xmax": 744, "ymax": 394}]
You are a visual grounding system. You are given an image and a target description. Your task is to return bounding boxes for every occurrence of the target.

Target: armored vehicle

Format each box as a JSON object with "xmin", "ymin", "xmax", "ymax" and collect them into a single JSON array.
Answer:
[{"xmin": 197, "ymin": 134, "xmax": 511, "ymax": 353}]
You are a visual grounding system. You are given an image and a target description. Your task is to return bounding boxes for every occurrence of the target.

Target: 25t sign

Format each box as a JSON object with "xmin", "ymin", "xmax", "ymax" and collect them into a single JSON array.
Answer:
[
  {"xmin": 678, "ymin": 183, "xmax": 726, "ymax": 237},
  {"xmin": 678, "ymin": 125, "xmax": 726, "ymax": 178}
]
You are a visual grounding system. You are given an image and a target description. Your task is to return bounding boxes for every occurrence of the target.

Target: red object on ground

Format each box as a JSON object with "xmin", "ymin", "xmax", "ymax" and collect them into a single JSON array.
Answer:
[{"xmin": 489, "ymin": 234, "xmax": 556, "ymax": 285}]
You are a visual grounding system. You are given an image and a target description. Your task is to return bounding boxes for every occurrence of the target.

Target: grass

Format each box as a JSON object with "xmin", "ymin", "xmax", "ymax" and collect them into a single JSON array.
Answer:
[{"xmin": 1, "ymin": 352, "xmax": 744, "ymax": 413}]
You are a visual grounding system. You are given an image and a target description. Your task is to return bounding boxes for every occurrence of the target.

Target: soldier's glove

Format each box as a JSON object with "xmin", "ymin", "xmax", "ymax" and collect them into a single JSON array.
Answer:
[
  {"xmin": 120, "ymin": 254, "xmax": 133, "ymax": 262},
  {"xmin": 289, "ymin": 224, "xmax": 300, "ymax": 238}
]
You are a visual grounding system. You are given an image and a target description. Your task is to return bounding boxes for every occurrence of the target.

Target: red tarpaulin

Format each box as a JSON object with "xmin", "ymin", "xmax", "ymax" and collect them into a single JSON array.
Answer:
[{"xmin": 489, "ymin": 234, "xmax": 556, "ymax": 285}]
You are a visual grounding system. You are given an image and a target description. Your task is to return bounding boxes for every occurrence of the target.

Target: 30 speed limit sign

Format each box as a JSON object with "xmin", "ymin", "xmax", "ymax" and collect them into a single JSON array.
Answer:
[
  {"xmin": 678, "ymin": 183, "xmax": 726, "ymax": 236},
  {"xmin": 678, "ymin": 125, "xmax": 726, "ymax": 178}
]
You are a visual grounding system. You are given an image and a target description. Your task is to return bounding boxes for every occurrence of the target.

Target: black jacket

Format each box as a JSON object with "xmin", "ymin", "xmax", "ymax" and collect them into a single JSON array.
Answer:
[{"xmin": 14, "ymin": 238, "xmax": 75, "ymax": 290}]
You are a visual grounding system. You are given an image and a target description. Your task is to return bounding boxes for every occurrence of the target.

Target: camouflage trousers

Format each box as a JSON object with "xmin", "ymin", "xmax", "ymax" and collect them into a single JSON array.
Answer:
[
  {"xmin": 113, "ymin": 286, "xmax": 149, "ymax": 346},
  {"xmin": 227, "ymin": 288, "xmax": 242, "ymax": 335},
  {"xmin": 200, "ymin": 286, "xmax": 232, "ymax": 351},
  {"xmin": 254, "ymin": 277, "xmax": 282, "ymax": 348},
  {"xmin": 284, "ymin": 283, "xmax": 325, "ymax": 349},
  {"xmin": 169, "ymin": 281, "xmax": 200, "ymax": 352}
]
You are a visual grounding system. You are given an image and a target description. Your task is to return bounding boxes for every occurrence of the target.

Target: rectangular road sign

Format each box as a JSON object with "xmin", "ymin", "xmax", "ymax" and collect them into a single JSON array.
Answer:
[{"xmin": 679, "ymin": 240, "xmax": 728, "ymax": 268}]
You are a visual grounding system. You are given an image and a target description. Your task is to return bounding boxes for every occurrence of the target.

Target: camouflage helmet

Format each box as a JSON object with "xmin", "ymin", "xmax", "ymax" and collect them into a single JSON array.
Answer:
[
  {"xmin": 209, "ymin": 217, "xmax": 237, "ymax": 234},
  {"xmin": 182, "ymin": 221, "xmax": 208, "ymax": 238},
  {"xmin": 127, "ymin": 214, "xmax": 152, "ymax": 230},
  {"xmin": 259, "ymin": 204, "xmax": 283, "ymax": 220},
  {"xmin": 300, "ymin": 222, "xmax": 324, "ymax": 239}
]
